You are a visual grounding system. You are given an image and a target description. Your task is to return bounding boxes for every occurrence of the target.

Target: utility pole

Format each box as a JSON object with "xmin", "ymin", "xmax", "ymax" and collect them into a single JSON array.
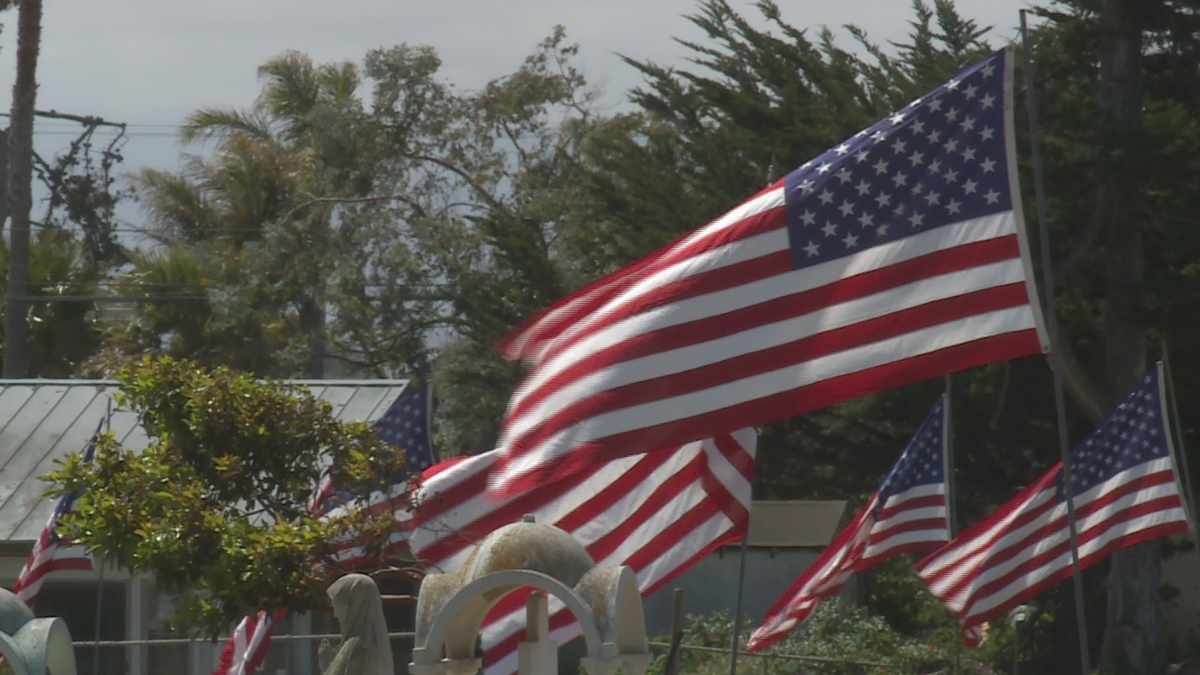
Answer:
[{"xmin": 3, "ymin": 0, "xmax": 44, "ymax": 378}]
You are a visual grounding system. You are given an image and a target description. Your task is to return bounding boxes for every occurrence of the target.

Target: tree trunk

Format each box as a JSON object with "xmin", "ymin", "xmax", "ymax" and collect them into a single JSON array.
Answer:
[
  {"xmin": 1096, "ymin": 1, "xmax": 1160, "ymax": 674},
  {"xmin": 3, "ymin": 0, "xmax": 42, "ymax": 378}
]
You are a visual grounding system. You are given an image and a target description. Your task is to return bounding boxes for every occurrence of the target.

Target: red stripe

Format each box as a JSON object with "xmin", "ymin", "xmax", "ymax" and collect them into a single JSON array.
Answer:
[
  {"xmin": 506, "ymin": 280, "xmax": 1032, "ymax": 472},
  {"xmin": 498, "ymin": 182, "xmax": 787, "ymax": 363},
  {"xmin": 499, "ymin": 328, "xmax": 1042, "ymax": 496},
  {"xmin": 874, "ymin": 493, "xmax": 945, "ymax": 521},
  {"xmin": 509, "ymin": 235, "xmax": 1022, "ymax": 425},
  {"xmin": 868, "ymin": 516, "xmax": 948, "ymax": 541},
  {"xmin": 857, "ymin": 539, "xmax": 947, "ymax": 569}
]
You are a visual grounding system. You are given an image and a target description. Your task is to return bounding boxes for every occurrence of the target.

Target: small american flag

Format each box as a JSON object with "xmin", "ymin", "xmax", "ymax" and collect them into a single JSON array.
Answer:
[
  {"xmin": 491, "ymin": 47, "xmax": 1047, "ymax": 496},
  {"xmin": 311, "ymin": 382, "xmax": 435, "ymax": 514},
  {"xmin": 917, "ymin": 363, "xmax": 1190, "ymax": 641},
  {"xmin": 748, "ymin": 397, "xmax": 949, "ymax": 651},
  {"xmin": 11, "ymin": 419, "xmax": 104, "ymax": 608},
  {"xmin": 220, "ymin": 382, "xmax": 434, "ymax": 675}
]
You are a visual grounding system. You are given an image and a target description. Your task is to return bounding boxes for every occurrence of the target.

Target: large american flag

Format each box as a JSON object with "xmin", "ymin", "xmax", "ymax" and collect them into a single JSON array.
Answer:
[
  {"xmin": 331, "ymin": 428, "xmax": 755, "ymax": 675},
  {"xmin": 490, "ymin": 47, "xmax": 1048, "ymax": 496},
  {"xmin": 747, "ymin": 397, "xmax": 949, "ymax": 651},
  {"xmin": 916, "ymin": 363, "xmax": 1190, "ymax": 640},
  {"xmin": 10, "ymin": 419, "xmax": 103, "ymax": 607}
]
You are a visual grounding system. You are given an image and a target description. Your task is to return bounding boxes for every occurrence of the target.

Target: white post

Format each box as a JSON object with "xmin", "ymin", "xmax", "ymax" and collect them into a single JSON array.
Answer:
[
  {"xmin": 128, "ymin": 574, "xmax": 144, "ymax": 675},
  {"xmin": 517, "ymin": 593, "xmax": 558, "ymax": 675}
]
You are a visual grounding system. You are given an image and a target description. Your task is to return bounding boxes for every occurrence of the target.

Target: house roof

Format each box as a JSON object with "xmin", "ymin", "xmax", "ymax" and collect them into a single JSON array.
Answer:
[
  {"xmin": 744, "ymin": 499, "xmax": 852, "ymax": 548},
  {"xmin": 0, "ymin": 379, "xmax": 410, "ymax": 543}
]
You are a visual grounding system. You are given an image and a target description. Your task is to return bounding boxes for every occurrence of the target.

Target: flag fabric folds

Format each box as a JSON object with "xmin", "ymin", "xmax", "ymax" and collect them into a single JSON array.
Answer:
[
  {"xmin": 491, "ymin": 46, "xmax": 1048, "ymax": 496},
  {"xmin": 747, "ymin": 398, "xmax": 949, "ymax": 651},
  {"xmin": 916, "ymin": 363, "xmax": 1190, "ymax": 641},
  {"xmin": 11, "ymin": 418, "xmax": 104, "ymax": 608},
  {"xmin": 333, "ymin": 428, "xmax": 756, "ymax": 675}
]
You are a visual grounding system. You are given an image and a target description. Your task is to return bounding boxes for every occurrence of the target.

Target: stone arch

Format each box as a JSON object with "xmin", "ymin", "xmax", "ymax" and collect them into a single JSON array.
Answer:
[{"xmin": 416, "ymin": 569, "xmax": 603, "ymax": 666}]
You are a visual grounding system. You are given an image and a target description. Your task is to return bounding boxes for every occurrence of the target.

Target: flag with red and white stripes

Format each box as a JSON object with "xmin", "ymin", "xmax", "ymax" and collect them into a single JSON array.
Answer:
[
  {"xmin": 490, "ymin": 47, "xmax": 1048, "ymax": 497},
  {"xmin": 336, "ymin": 428, "xmax": 755, "ymax": 675},
  {"xmin": 213, "ymin": 609, "xmax": 284, "ymax": 675},
  {"xmin": 747, "ymin": 397, "xmax": 948, "ymax": 651},
  {"xmin": 10, "ymin": 420, "xmax": 103, "ymax": 608},
  {"xmin": 916, "ymin": 363, "xmax": 1190, "ymax": 641}
]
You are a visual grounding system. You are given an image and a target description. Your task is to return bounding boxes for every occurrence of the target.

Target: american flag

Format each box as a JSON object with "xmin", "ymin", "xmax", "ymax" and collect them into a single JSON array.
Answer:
[
  {"xmin": 490, "ymin": 47, "xmax": 1048, "ymax": 496},
  {"xmin": 916, "ymin": 363, "xmax": 1190, "ymax": 640},
  {"xmin": 10, "ymin": 419, "xmax": 103, "ymax": 607},
  {"xmin": 219, "ymin": 382, "xmax": 434, "ymax": 675},
  {"xmin": 311, "ymin": 382, "xmax": 435, "ymax": 514},
  {"xmin": 747, "ymin": 397, "xmax": 949, "ymax": 651},
  {"xmin": 331, "ymin": 428, "xmax": 756, "ymax": 675}
]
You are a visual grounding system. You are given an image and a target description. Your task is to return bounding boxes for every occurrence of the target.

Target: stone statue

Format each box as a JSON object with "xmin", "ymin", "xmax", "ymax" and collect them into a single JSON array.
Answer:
[{"xmin": 318, "ymin": 574, "xmax": 394, "ymax": 675}]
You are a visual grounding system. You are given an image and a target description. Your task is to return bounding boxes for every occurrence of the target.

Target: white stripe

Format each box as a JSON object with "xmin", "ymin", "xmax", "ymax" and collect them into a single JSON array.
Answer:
[
  {"xmin": 879, "ymin": 482, "xmax": 945, "ymax": 508},
  {"xmin": 527, "ymin": 188, "xmax": 789, "ymax": 367},
  {"xmin": 500, "ymin": 304, "xmax": 1036, "ymax": 481},
  {"xmin": 511, "ymin": 212, "xmax": 1019, "ymax": 420},
  {"xmin": 863, "ymin": 527, "xmax": 949, "ymax": 558},
  {"xmin": 870, "ymin": 505, "xmax": 948, "ymax": 533}
]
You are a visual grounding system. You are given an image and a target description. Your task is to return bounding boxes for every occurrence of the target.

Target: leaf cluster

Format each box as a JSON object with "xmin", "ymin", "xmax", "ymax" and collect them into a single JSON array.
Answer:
[{"xmin": 45, "ymin": 356, "xmax": 413, "ymax": 637}]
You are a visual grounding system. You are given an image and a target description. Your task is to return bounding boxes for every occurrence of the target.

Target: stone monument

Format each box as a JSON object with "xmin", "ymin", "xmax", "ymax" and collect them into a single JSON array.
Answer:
[
  {"xmin": 410, "ymin": 515, "xmax": 651, "ymax": 675},
  {"xmin": 0, "ymin": 588, "xmax": 76, "ymax": 675},
  {"xmin": 319, "ymin": 573, "xmax": 394, "ymax": 675}
]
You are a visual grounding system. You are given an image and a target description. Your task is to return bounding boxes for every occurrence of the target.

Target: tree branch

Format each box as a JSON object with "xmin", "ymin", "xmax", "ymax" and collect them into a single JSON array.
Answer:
[{"xmin": 278, "ymin": 192, "xmax": 427, "ymax": 229}]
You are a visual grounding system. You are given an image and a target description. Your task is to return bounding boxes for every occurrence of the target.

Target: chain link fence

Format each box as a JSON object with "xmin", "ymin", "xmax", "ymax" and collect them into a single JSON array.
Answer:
[
  {"xmin": 68, "ymin": 633, "xmax": 946, "ymax": 675},
  {"xmin": 70, "ymin": 632, "xmax": 417, "ymax": 675}
]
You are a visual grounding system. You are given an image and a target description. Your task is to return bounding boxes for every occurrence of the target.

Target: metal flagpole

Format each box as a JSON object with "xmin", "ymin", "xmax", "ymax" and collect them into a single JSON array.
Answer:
[
  {"xmin": 92, "ymin": 399, "xmax": 112, "ymax": 675},
  {"xmin": 428, "ymin": 358, "xmax": 455, "ymax": 461},
  {"xmin": 1161, "ymin": 344, "xmax": 1197, "ymax": 526},
  {"xmin": 1020, "ymin": 11, "xmax": 1092, "ymax": 675},
  {"xmin": 727, "ymin": 534, "xmax": 750, "ymax": 675},
  {"xmin": 942, "ymin": 376, "xmax": 962, "ymax": 675}
]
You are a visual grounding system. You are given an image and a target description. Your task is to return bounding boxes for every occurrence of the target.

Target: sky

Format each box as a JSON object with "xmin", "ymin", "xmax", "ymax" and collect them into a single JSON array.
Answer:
[{"xmin": 0, "ymin": 0, "xmax": 1039, "ymax": 233}]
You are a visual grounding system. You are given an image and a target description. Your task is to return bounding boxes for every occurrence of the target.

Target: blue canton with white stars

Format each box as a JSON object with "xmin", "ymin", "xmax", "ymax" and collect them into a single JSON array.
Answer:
[
  {"xmin": 785, "ymin": 50, "xmax": 1010, "ymax": 268},
  {"xmin": 1056, "ymin": 369, "xmax": 1170, "ymax": 501},
  {"xmin": 876, "ymin": 397, "xmax": 946, "ymax": 503},
  {"xmin": 375, "ymin": 383, "xmax": 435, "ymax": 472}
]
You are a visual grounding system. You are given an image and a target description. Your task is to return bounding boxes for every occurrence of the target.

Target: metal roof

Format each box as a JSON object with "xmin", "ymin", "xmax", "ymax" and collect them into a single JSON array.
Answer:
[
  {"xmin": 0, "ymin": 378, "xmax": 410, "ymax": 543},
  {"xmin": 744, "ymin": 499, "xmax": 852, "ymax": 548}
]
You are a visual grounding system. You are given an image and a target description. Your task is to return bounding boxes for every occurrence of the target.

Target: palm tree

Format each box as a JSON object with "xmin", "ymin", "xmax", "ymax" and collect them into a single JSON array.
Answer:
[{"xmin": 126, "ymin": 52, "xmax": 371, "ymax": 378}]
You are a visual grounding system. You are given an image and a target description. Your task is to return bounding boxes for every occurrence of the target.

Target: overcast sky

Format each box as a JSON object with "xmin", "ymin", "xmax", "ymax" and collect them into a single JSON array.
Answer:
[{"xmin": 0, "ymin": 0, "xmax": 1038, "ymax": 231}]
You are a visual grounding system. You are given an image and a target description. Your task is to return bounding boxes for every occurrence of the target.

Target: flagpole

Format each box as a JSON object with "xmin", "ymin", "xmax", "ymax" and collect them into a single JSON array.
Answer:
[
  {"xmin": 428, "ymin": 358, "xmax": 454, "ymax": 460},
  {"xmin": 92, "ymin": 401, "xmax": 112, "ymax": 675},
  {"xmin": 1020, "ymin": 11, "xmax": 1092, "ymax": 675},
  {"xmin": 1160, "ymin": 345, "xmax": 1198, "ymax": 530},
  {"xmin": 942, "ymin": 376, "xmax": 961, "ymax": 675}
]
